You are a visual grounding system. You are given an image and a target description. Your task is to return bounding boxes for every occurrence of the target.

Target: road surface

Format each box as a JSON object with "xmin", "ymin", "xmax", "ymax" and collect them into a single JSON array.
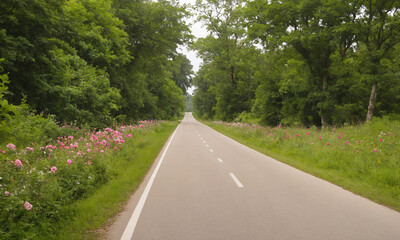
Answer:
[{"xmin": 108, "ymin": 112, "xmax": 400, "ymax": 240}]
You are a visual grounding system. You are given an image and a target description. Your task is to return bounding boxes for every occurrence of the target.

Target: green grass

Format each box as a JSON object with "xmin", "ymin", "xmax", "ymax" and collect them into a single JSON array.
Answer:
[
  {"xmin": 201, "ymin": 118, "xmax": 400, "ymax": 212},
  {"xmin": 42, "ymin": 121, "xmax": 179, "ymax": 239}
]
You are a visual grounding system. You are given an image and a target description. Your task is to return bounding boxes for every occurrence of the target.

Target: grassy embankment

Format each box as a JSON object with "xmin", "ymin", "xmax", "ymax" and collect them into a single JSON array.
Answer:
[
  {"xmin": 1, "ymin": 120, "xmax": 178, "ymax": 239},
  {"xmin": 202, "ymin": 118, "xmax": 400, "ymax": 212}
]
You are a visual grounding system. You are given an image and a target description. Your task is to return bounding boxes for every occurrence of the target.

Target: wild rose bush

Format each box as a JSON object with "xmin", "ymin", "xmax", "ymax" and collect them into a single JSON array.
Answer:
[{"xmin": 0, "ymin": 120, "xmax": 160, "ymax": 239}]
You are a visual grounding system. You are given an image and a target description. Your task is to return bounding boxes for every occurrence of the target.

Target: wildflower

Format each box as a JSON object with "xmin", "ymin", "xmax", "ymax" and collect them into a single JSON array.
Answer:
[
  {"xmin": 338, "ymin": 136, "xmax": 342, "ymax": 139},
  {"xmin": 379, "ymin": 139, "xmax": 384, "ymax": 142},
  {"xmin": 67, "ymin": 159, "xmax": 72, "ymax": 165},
  {"xmin": 24, "ymin": 202, "xmax": 33, "ymax": 211},
  {"xmin": 5, "ymin": 191, "xmax": 9, "ymax": 196},
  {"xmin": 15, "ymin": 159, "xmax": 23, "ymax": 168},
  {"xmin": 356, "ymin": 141, "xmax": 360, "ymax": 143},
  {"xmin": 26, "ymin": 147, "xmax": 34, "ymax": 151},
  {"xmin": 114, "ymin": 147, "xmax": 118, "ymax": 151},
  {"xmin": 86, "ymin": 161, "xmax": 92, "ymax": 165},
  {"xmin": 6, "ymin": 143, "xmax": 16, "ymax": 151},
  {"xmin": 356, "ymin": 150, "xmax": 359, "ymax": 153},
  {"xmin": 373, "ymin": 149, "xmax": 377, "ymax": 152},
  {"xmin": 126, "ymin": 134, "xmax": 133, "ymax": 138},
  {"xmin": 51, "ymin": 166, "xmax": 57, "ymax": 173},
  {"xmin": 326, "ymin": 143, "xmax": 330, "ymax": 146},
  {"xmin": 345, "ymin": 141, "xmax": 349, "ymax": 144},
  {"xmin": 296, "ymin": 134, "xmax": 300, "ymax": 137},
  {"xmin": 2, "ymin": 151, "xmax": 6, "ymax": 154}
]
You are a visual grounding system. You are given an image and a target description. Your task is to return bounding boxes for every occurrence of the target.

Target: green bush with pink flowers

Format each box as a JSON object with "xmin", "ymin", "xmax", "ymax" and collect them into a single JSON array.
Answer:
[{"xmin": 0, "ymin": 117, "xmax": 162, "ymax": 239}]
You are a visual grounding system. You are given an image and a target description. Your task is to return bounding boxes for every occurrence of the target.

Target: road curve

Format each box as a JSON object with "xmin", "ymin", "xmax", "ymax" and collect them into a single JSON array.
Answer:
[{"xmin": 108, "ymin": 112, "xmax": 400, "ymax": 240}]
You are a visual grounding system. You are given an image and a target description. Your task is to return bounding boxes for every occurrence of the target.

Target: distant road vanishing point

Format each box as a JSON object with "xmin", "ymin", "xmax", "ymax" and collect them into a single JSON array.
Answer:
[{"xmin": 109, "ymin": 112, "xmax": 400, "ymax": 240}]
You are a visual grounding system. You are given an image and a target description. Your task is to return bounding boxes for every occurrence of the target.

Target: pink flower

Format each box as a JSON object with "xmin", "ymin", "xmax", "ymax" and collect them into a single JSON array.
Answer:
[
  {"xmin": 2, "ymin": 151, "xmax": 5, "ymax": 154},
  {"xmin": 5, "ymin": 191, "xmax": 9, "ymax": 196},
  {"xmin": 356, "ymin": 141, "xmax": 360, "ymax": 143},
  {"xmin": 326, "ymin": 143, "xmax": 330, "ymax": 146},
  {"xmin": 67, "ymin": 159, "xmax": 72, "ymax": 165},
  {"xmin": 356, "ymin": 150, "xmax": 359, "ymax": 153},
  {"xmin": 373, "ymin": 149, "xmax": 377, "ymax": 152},
  {"xmin": 24, "ymin": 202, "xmax": 33, "ymax": 211},
  {"xmin": 345, "ymin": 141, "xmax": 349, "ymax": 144},
  {"xmin": 296, "ymin": 134, "xmax": 300, "ymax": 137},
  {"xmin": 114, "ymin": 147, "xmax": 118, "ymax": 151},
  {"xmin": 338, "ymin": 136, "xmax": 342, "ymax": 139},
  {"xmin": 379, "ymin": 139, "xmax": 384, "ymax": 142},
  {"xmin": 51, "ymin": 166, "xmax": 57, "ymax": 173},
  {"xmin": 6, "ymin": 143, "xmax": 16, "ymax": 151},
  {"xmin": 15, "ymin": 159, "xmax": 23, "ymax": 168},
  {"xmin": 86, "ymin": 161, "xmax": 92, "ymax": 165}
]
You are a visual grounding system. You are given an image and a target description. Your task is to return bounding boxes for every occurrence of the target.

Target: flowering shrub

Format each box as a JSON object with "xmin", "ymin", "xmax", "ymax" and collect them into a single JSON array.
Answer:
[{"xmin": 0, "ymin": 120, "xmax": 160, "ymax": 239}]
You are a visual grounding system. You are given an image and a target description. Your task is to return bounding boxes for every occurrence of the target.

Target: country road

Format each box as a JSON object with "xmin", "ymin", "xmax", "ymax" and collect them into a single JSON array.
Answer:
[{"xmin": 108, "ymin": 113, "xmax": 400, "ymax": 240}]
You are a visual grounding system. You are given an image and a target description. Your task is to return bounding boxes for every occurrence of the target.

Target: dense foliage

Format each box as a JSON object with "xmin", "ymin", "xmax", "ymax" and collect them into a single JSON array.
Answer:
[
  {"xmin": 0, "ymin": 0, "xmax": 192, "ymax": 127},
  {"xmin": 192, "ymin": 0, "xmax": 400, "ymax": 127}
]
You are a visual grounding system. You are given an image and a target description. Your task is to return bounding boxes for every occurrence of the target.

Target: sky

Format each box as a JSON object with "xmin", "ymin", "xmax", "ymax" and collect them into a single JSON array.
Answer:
[{"xmin": 177, "ymin": 0, "xmax": 209, "ymax": 95}]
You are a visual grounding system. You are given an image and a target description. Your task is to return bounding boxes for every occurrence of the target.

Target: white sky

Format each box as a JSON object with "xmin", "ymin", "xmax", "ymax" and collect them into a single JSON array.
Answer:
[{"xmin": 177, "ymin": 0, "xmax": 209, "ymax": 95}]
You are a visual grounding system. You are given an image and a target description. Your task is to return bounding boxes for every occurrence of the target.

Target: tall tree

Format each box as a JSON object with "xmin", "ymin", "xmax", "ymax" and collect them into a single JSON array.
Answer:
[
  {"xmin": 354, "ymin": 0, "xmax": 400, "ymax": 121},
  {"xmin": 246, "ymin": 0, "xmax": 359, "ymax": 126},
  {"xmin": 193, "ymin": 0, "xmax": 260, "ymax": 120}
]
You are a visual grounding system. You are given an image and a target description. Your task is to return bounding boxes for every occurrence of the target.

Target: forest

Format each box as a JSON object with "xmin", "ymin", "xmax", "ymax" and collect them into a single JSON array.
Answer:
[
  {"xmin": 0, "ymin": 0, "xmax": 193, "ymax": 135},
  {"xmin": 192, "ymin": 0, "xmax": 400, "ymax": 127}
]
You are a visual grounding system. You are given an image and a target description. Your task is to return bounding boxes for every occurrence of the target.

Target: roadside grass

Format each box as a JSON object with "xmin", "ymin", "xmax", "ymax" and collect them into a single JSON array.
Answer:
[
  {"xmin": 202, "ymin": 118, "xmax": 400, "ymax": 212},
  {"xmin": 52, "ymin": 121, "xmax": 178, "ymax": 240}
]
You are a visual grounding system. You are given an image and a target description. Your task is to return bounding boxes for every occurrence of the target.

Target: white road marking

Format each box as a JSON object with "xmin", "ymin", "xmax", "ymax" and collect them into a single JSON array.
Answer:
[
  {"xmin": 229, "ymin": 172, "xmax": 244, "ymax": 188},
  {"xmin": 206, "ymin": 144, "xmax": 209, "ymax": 147},
  {"xmin": 210, "ymin": 149, "xmax": 214, "ymax": 153},
  {"xmin": 120, "ymin": 125, "xmax": 180, "ymax": 240},
  {"xmin": 203, "ymin": 140, "xmax": 207, "ymax": 143},
  {"xmin": 217, "ymin": 158, "xmax": 223, "ymax": 163},
  {"xmin": 200, "ymin": 138, "xmax": 203, "ymax": 140}
]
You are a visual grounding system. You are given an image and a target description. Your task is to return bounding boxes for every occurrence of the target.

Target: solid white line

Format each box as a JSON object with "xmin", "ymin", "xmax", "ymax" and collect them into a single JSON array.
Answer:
[
  {"xmin": 120, "ymin": 125, "xmax": 180, "ymax": 240},
  {"xmin": 209, "ymin": 149, "xmax": 214, "ymax": 152},
  {"xmin": 217, "ymin": 158, "xmax": 223, "ymax": 163},
  {"xmin": 229, "ymin": 172, "xmax": 244, "ymax": 188}
]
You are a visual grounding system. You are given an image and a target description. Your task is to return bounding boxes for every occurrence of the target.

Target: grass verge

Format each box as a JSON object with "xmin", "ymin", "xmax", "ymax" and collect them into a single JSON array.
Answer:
[
  {"xmin": 46, "ymin": 121, "xmax": 179, "ymax": 240},
  {"xmin": 201, "ymin": 118, "xmax": 400, "ymax": 212}
]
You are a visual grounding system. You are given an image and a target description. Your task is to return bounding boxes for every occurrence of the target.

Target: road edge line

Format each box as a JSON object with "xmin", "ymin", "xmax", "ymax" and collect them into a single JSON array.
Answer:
[{"xmin": 120, "ymin": 124, "xmax": 180, "ymax": 240}]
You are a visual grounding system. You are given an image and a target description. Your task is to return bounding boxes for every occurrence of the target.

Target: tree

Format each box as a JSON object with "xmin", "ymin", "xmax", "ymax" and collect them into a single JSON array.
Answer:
[
  {"xmin": 354, "ymin": 0, "xmax": 400, "ymax": 121},
  {"xmin": 193, "ymin": 0, "xmax": 261, "ymax": 120},
  {"xmin": 246, "ymin": 0, "xmax": 359, "ymax": 126}
]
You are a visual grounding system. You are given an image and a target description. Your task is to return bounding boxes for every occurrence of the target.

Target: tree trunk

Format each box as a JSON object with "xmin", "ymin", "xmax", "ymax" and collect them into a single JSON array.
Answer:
[
  {"xmin": 366, "ymin": 82, "xmax": 378, "ymax": 122},
  {"xmin": 320, "ymin": 72, "xmax": 328, "ymax": 128}
]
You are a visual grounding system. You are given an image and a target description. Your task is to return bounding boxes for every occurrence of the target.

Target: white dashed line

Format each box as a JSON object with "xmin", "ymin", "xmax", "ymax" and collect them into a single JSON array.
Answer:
[
  {"xmin": 229, "ymin": 172, "xmax": 244, "ymax": 188},
  {"xmin": 209, "ymin": 149, "xmax": 214, "ymax": 153},
  {"xmin": 206, "ymin": 144, "xmax": 209, "ymax": 147},
  {"xmin": 217, "ymin": 158, "xmax": 223, "ymax": 163}
]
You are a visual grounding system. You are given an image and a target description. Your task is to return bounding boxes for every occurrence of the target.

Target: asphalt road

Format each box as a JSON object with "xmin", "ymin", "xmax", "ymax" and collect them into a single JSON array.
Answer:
[{"xmin": 108, "ymin": 112, "xmax": 400, "ymax": 240}]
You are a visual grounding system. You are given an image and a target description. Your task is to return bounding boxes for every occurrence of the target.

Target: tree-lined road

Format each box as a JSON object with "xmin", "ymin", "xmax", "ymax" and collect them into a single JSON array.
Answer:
[{"xmin": 109, "ymin": 113, "xmax": 400, "ymax": 240}]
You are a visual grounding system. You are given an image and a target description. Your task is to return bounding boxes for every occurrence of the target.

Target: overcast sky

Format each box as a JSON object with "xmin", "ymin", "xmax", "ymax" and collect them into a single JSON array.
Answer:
[{"xmin": 177, "ymin": 0, "xmax": 209, "ymax": 94}]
